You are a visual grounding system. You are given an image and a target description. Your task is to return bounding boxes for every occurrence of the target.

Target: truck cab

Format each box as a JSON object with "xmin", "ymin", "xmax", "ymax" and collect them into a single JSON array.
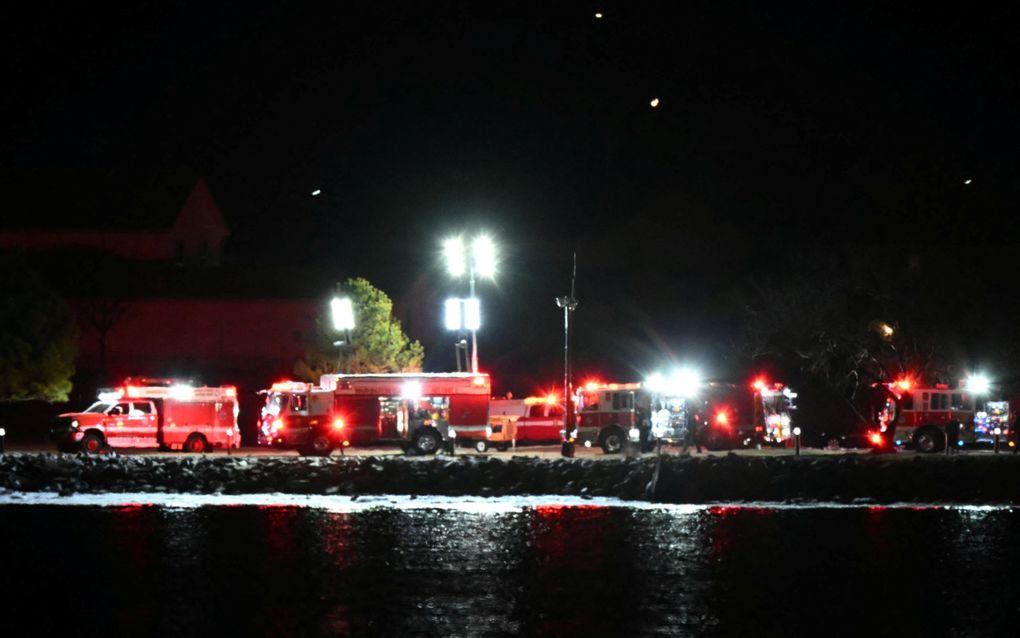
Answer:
[
  {"xmin": 52, "ymin": 399, "xmax": 160, "ymax": 452},
  {"xmin": 258, "ymin": 381, "xmax": 339, "ymax": 455}
]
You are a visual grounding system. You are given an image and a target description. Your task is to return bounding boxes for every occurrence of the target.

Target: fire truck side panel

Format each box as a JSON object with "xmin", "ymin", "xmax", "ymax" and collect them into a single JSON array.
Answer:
[
  {"xmin": 449, "ymin": 394, "xmax": 489, "ymax": 429},
  {"xmin": 519, "ymin": 403, "xmax": 565, "ymax": 442},
  {"xmin": 161, "ymin": 400, "xmax": 237, "ymax": 449},
  {"xmin": 577, "ymin": 390, "xmax": 636, "ymax": 445},
  {"xmin": 892, "ymin": 389, "xmax": 982, "ymax": 446},
  {"xmin": 336, "ymin": 396, "xmax": 383, "ymax": 444}
]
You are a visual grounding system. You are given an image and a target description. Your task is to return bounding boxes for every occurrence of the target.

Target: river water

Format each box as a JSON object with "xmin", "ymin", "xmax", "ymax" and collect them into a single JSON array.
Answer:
[{"xmin": 1, "ymin": 495, "xmax": 1017, "ymax": 636}]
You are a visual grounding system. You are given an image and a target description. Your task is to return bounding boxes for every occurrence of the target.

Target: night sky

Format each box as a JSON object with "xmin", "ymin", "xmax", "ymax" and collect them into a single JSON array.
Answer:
[{"xmin": 3, "ymin": 2, "xmax": 1018, "ymax": 393}]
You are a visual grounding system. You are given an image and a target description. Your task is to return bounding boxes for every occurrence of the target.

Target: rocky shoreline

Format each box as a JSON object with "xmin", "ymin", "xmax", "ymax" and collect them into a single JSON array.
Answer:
[{"xmin": 2, "ymin": 452, "xmax": 1020, "ymax": 504}]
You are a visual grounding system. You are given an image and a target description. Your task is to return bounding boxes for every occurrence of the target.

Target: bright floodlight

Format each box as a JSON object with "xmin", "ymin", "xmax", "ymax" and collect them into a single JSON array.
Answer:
[
  {"xmin": 402, "ymin": 381, "xmax": 422, "ymax": 400},
  {"xmin": 966, "ymin": 374, "xmax": 991, "ymax": 395},
  {"xmin": 670, "ymin": 367, "xmax": 700, "ymax": 397},
  {"xmin": 444, "ymin": 298, "xmax": 462, "ymax": 330},
  {"xmin": 444, "ymin": 237, "xmax": 466, "ymax": 277},
  {"xmin": 331, "ymin": 297, "xmax": 355, "ymax": 331},
  {"xmin": 169, "ymin": 384, "xmax": 194, "ymax": 401},
  {"xmin": 472, "ymin": 236, "xmax": 496, "ymax": 279},
  {"xmin": 646, "ymin": 372, "xmax": 666, "ymax": 394},
  {"xmin": 650, "ymin": 97, "xmax": 660, "ymax": 108},
  {"xmin": 464, "ymin": 297, "xmax": 481, "ymax": 331}
]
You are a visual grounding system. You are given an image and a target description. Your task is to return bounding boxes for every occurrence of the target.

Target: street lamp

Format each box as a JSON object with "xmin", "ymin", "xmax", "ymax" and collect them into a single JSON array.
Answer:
[
  {"xmin": 444, "ymin": 298, "xmax": 480, "ymax": 371},
  {"xmin": 443, "ymin": 235, "xmax": 496, "ymax": 373},
  {"xmin": 331, "ymin": 295, "xmax": 355, "ymax": 373},
  {"xmin": 558, "ymin": 252, "xmax": 579, "ymax": 458}
]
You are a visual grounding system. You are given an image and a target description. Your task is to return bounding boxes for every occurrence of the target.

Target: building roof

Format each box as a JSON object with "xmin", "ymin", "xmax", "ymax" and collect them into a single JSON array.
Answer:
[{"xmin": 0, "ymin": 169, "xmax": 223, "ymax": 231}]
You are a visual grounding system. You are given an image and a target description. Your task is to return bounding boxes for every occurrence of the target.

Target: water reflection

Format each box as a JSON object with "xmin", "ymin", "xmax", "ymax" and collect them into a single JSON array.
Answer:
[{"xmin": 2, "ymin": 503, "xmax": 1020, "ymax": 636}]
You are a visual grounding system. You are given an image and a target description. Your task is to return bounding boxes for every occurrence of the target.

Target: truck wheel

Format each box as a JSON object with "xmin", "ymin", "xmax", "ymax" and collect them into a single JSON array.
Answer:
[
  {"xmin": 496, "ymin": 444, "xmax": 511, "ymax": 452},
  {"xmin": 474, "ymin": 440, "xmax": 489, "ymax": 453},
  {"xmin": 600, "ymin": 428, "xmax": 625, "ymax": 454},
  {"xmin": 308, "ymin": 435, "xmax": 333, "ymax": 457},
  {"xmin": 412, "ymin": 429, "xmax": 441, "ymax": 455},
  {"xmin": 80, "ymin": 432, "xmax": 104, "ymax": 454},
  {"xmin": 914, "ymin": 427, "xmax": 944, "ymax": 453},
  {"xmin": 183, "ymin": 434, "xmax": 208, "ymax": 454}
]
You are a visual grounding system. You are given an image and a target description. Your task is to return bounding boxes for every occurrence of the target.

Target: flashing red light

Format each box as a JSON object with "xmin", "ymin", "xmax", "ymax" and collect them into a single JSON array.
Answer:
[
  {"xmin": 333, "ymin": 418, "xmax": 345, "ymax": 430},
  {"xmin": 472, "ymin": 376, "xmax": 486, "ymax": 386},
  {"xmin": 225, "ymin": 387, "xmax": 237, "ymax": 398},
  {"xmin": 272, "ymin": 418, "xmax": 284, "ymax": 432},
  {"xmin": 584, "ymin": 381, "xmax": 600, "ymax": 392},
  {"xmin": 125, "ymin": 385, "xmax": 140, "ymax": 398},
  {"xmin": 715, "ymin": 411, "xmax": 730, "ymax": 426},
  {"xmin": 546, "ymin": 394, "xmax": 557, "ymax": 404},
  {"xmin": 869, "ymin": 432, "xmax": 884, "ymax": 446},
  {"xmin": 754, "ymin": 426, "xmax": 764, "ymax": 432},
  {"xmin": 752, "ymin": 378, "xmax": 767, "ymax": 391},
  {"xmin": 894, "ymin": 378, "xmax": 912, "ymax": 391}
]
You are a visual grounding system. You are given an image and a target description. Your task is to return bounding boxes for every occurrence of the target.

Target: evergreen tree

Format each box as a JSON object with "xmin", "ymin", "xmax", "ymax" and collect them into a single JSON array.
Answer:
[
  {"xmin": 0, "ymin": 251, "xmax": 77, "ymax": 401},
  {"xmin": 294, "ymin": 277, "xmax": 424, "ymax": 381}
]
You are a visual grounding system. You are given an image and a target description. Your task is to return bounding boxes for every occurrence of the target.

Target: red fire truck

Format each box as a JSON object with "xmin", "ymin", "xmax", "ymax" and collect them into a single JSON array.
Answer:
[
  {"xmin": 258, "ymin": 373, "xmax": 491, "ymax": 456},
  {"xmin": 869, "ymin": 378, "xmax": 1012, "ymax": 453},
  {"xmin": 575, "ymin": 381, "xmax": 650, "ymax": 453},
  {"xmin": 578, "ymin": 375, "xmax": 797, "ymax": 453},
  {"xmin": 484, "ymin": 394, "xmax": 566, "ymax": 452},
  {"xmin": 49, "ymin": 377, "xmax": 240, "ymax": 453}
]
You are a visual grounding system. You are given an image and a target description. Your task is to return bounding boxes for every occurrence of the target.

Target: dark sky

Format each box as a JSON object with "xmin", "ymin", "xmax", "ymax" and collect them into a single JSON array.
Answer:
[{"xmin": 3, "ymin": 2, "xmax": 1018, "ymax": 392}]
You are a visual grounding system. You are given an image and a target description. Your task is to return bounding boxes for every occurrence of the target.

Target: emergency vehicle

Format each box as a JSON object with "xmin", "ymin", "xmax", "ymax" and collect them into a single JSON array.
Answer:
[
  {"xmin": 579, "ymin": 376, "xmax": 797, "ymax": 453},
  {"xmin": 869, "ymin": 378, "xmax": 1011, "ymax": 453},
  {"xmin": 750, "ymin": 378, "xmax": 798, "ymax": 446},
  {"xmin": 49, "ymin": 377, "xmax": 240, "ymax": 453},
  {"xmin": 575, "ymin": 381, "xmax": 651, "ymax": 453},
  {"xmin": 258, "ymin": 373, "xmax": 490, "ymax": 456},
  {"xmin": 484, "ymin": 394, "xmax": 566, "ymax": 452},
  {"xmin": 257, "ymin": 380, "xmax": 338, "ymax": 456}
]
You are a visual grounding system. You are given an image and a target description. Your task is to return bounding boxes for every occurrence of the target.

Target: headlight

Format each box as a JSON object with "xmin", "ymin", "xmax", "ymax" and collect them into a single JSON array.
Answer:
[{"xmin": 71, "ymin": 420, "xmax": 79, "ymax": 429}]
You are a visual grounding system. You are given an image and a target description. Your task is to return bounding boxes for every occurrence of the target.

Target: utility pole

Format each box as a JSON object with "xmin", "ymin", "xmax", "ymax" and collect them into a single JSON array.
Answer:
[{"xmin": 558, "ymin": 252, "xmax": 579, "ymax": 458}]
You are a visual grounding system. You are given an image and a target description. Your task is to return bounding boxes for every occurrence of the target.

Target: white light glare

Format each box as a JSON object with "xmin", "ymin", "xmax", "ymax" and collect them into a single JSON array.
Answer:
[
  {"xmin": 670, "ymin": 367, "xmax": 700, "ymax": 398},
  {"xmin": 170, "ymin": 384, "xmax": 195, "ymax": 401},
  {"xmin": 311, "ymin": 189, "xmax": 321, "ymax": 196},
  {"xmin": 464, "ymin": 298, "xmax": 481, "ymax": 331},
  {"xmin": 444, "ymin": 237, "xmax": 466, "ymax": 277},
  {"xmin": 331, "ymin": 297, "xmax": 355, "ymax": 331},
  {"xmin": 444, "ymin": 298, "xmax": 462, "ymax": 330},
  {"xmin": 646, "ymin": 372, "xmax": 666, "ymax": 394},
  {"xmin": 650, "ymin": 98, "xmax": 660, "ymax": 108},
  {"xmin": 472, "ymin": 236, "xmax": 496, "ymax": 279},
  {"xmin": 594, "ymin": 12, "xmax": 603, "ymax": 19},
  {"xmin": 402, "ymin": 381, "xmax": 422, "ymax": 400},
  {"xmin": 966, "ymin": 374, "xmax": 991, "ymax": 395},
  {"xmin": 793, "ymin": 427, "xmax": 802, "ymax": 436}
]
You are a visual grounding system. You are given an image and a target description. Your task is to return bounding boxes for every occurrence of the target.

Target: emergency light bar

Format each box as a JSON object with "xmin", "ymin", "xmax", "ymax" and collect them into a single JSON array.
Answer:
[
  {"xmin": 271, "ymin": 381, "xmax": 312, "ymax": 393},
  {"xmin": 99, "ymin": 384, "xmax": 238, "ymax": 402}
]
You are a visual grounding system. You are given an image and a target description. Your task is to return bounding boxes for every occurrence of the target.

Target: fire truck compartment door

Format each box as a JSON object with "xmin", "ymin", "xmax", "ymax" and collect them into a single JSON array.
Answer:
[
  {"xmin": 449, "ymin": 395, "xmax": 488, "ymax": 427},
  {"xmin": 341, "ymin": 397, "xmax": 382, "ymax": 442}
]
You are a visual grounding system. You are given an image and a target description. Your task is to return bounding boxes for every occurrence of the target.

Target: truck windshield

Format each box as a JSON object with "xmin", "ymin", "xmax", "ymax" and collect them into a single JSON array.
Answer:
[
  {"xmin": 265, "ymin": 394, "xmax": 285, "ymax": 416},
  {"xmin": 84, "ymin": 402, "xmax": 113, "ymax": 414}
]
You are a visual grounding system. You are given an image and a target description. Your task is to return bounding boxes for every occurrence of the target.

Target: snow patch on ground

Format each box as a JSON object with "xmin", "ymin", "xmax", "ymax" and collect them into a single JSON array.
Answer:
[{"xmin": 0, "ymin": 491, "xmax": 1011, "ymax": 512}]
